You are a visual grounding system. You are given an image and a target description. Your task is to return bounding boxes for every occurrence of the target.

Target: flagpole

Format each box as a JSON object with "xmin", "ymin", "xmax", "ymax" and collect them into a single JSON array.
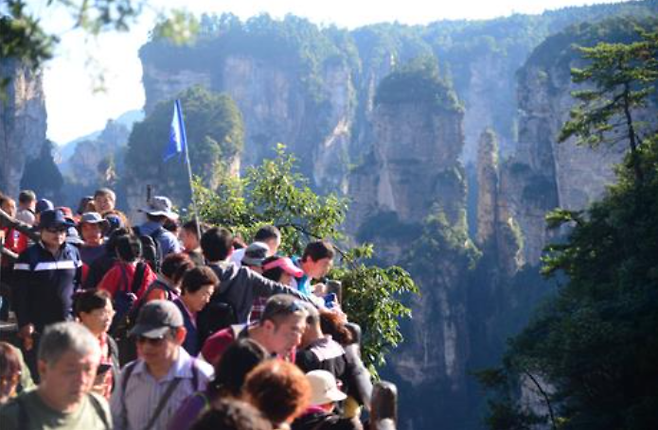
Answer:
[{"xmin": 176, "ymin": 100, "xmax": 203, "ymax": 242}]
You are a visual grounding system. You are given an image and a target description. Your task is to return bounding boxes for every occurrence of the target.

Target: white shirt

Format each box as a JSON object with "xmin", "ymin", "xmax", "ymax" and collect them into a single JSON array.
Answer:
[{"xmin": 110, "ymin": 347, "xmax": 214, "ymax": 430}]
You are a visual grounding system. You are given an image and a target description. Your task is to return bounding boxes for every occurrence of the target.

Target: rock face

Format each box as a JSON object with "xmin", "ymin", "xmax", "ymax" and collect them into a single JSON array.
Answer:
[
  {"xmin": 461, "ymin": 53, "xmax": 518, "ymax": 164},
  {"xmin": 500, "ymin": 54, "xmax": 626, "ymax": 265},
  {"xmin": 349, "ymin": 102, "xmax": 464, "ymax": 236},
  {"xmin": 0, "ymin": 60, "xmax": 47, "ymax": 197},
  {"xmin": 140, "ymin": 55, "xmax": 355, "ymax": 195},
  {"xmin": 476, "ymin": 129, "xmax": 499, "ymax": 247},
  {"xmin": 67, "ymin": 120, "xmax": 130, "ymax": 187}
]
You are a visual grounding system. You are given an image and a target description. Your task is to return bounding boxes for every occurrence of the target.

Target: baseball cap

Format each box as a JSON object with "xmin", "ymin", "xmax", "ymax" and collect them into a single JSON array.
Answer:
[
  {"xmin": 241, "ymin": 242, "xmax": 269, "ymax": 267},
  {"xmin": 129, "ymin": 300, "xmax": 183, "ymax": 338}
]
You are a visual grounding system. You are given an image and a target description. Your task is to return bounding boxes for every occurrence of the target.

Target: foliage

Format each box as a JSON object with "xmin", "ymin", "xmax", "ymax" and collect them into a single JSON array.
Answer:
[
  {"xmin": 0, "ymin": 0, "xmax": 196, "ymax": 94},
  {"xmin": 559, "ymin": 24, "xmax": 658, "ymax": 181},
  {"xmin": 0, "ymin": 0, "xmax": 141, "ymax": 68},
  {"xmin": 193, "ymin": 144, "xmax": 418, "ymax": 373},
  {"xmin": 123, "ymin": 85, "xmax": 243, "ymax": 206},
  {"xmin": 480, "ymin": 25, "xmax": 658, "ymax": 429},
  {"xmin": 374, "ymin": 56, "xmax": 461, "ymax": 112},
  {"xmin": 141, "ymin": 13, "xmax": 358, "ymax": 106}
]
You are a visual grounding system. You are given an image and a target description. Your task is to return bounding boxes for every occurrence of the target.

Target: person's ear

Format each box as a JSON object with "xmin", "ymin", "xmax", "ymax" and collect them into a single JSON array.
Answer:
[
  {"xmin": 174, "ymin": 327, "xmax": 187, "ymax": 345},
  {"xmin": 262, "ymin": 320, "xmax": 276, "ymax": 333},
  {"xmin": 37, "ymin": 360, "xmax": 48, "ymax": 381}
]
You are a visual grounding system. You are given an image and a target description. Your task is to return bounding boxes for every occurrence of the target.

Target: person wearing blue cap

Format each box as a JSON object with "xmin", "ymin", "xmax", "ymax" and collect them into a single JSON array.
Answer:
[{"xmin": 12, "ymin": 209, "xmax": 83, "ymax": 379}]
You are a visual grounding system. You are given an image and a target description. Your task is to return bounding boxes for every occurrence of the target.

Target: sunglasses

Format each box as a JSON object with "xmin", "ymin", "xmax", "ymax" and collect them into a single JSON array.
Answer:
[
  {"xmin": 136, "ymin": 335, "xmax": 167, "ymax": 346},
  {"xmin": 45, "ymin": 227, "xmax": 67, "ymax": 234}
]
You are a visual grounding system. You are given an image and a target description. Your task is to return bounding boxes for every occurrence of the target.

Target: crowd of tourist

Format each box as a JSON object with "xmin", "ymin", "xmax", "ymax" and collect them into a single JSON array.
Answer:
[{"xmin": 0, "ymin": 188, "xmax": 373, "ymax": 430}]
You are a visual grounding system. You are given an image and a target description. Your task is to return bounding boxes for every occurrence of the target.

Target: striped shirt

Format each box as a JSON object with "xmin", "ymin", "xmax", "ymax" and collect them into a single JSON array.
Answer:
[{"xmin": 110, "ymin": 348, "xmax": 213, "ymax": 430}]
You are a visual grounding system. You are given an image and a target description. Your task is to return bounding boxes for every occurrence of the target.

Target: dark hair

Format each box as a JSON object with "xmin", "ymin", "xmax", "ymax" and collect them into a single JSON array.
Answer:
[
  {"xmin": 115, "ymin": 234, "xmax": 142, "ymax": 262},
  {"xmin": 73, "ymin": 289, "xmax": 112, "ymax": 317},
  {"xmin": 302, "ymin": 240, "xmax": 335, "ymax": 263},
  {"xmin": 103, "ymin": 210, "xmax": 130, "ymax": 230},
  {"xmin": 146, "ymin": 214, "xmax": 168, "ymax": 224},
  {"xmin": 161, "ymin": 253, "xmax": 195, "ymax": 285},
  {"xmin": 76, "ymin": 196, "xmax": 94, "ymax": 215},
  {"xmin": 209, "ymin": 339, "xmax": 268, "ymax": 399},
  {"xmin": 244, "ymin": 360, "xmax": 310, "ymax": 425},
  {"xmin": 190, "ymin": 399, "xmax": 271, "ymax": 430},
  {"xmin": 163, "ymin": 218, "xmax": 179, "ymax": 233},
  {"xmin": 201, "ymin": 227, "xmax": 233, "ymax": 262},
  {"xmin": 182, "ymin": 266, "xmax": 218, "ymax": 294},
  {"xmin": 105, "ymin": 227, "xmax": 131, "ymax": 256},
  {"xmin": 260, "ymin": 294, "xmax": 307, "ymax": 327},
  {"xmin": 232, "ymin": 235, "xmax": 247, "ymax": 250},
  {"xmin": 182, "ymin": 220, "xmax": 208, "ymax": 239},
  {"xmin": 261, "ymin": 256, "xmax": 285, "ymax": 283},
  {"xmin": 320, "ymin": 310, "xmax": 354, "ymax": 345},
  {"xmin": 18, "ymin": 190, "xmax": 36, "ymax": 204},
  {"xmin": 254, "ymin": 225, "xmax": 281, "ymax": 243},
  {"xmin": 0, "ymin": 342, "xmax": 21, "ymax": 381}
]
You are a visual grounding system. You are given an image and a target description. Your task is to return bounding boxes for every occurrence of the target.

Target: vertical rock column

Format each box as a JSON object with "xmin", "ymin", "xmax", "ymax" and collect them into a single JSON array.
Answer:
[{"xmin": 0, "ymin": 60, "xmax": 47, "ymax": 197}]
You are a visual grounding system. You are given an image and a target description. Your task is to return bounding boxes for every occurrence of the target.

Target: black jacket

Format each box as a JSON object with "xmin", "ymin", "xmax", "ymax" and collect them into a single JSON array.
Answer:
[
  {"xmin": 13, "ymin": 242, "xmax": 82, "ymax": 331},
  {"xmin": 197, "ymin": 261, "xmax": 316, "ymax": 343},
  {"xmin": 292, "ymin": 410, "xmax": 362, "ymax": 430}
]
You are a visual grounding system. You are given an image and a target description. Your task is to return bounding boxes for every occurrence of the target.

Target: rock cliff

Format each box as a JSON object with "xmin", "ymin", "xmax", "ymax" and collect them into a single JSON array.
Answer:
[{"xmin": 0, "ymin": 60, "xmax": 47, "ymax": 197}]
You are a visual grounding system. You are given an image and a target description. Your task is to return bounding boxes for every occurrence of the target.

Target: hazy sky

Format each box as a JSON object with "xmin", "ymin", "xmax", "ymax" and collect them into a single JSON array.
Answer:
[{"xmin": 34, "ymin": 0, "xmax": 629, "ymax": 144}]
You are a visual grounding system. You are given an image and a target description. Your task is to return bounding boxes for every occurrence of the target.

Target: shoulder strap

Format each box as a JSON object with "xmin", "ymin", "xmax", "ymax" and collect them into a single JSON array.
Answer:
[
  {"xmin": 190, "ymin": 358, "xmax": 199, "ymax": 391},
  {"xmin": 119, "ymin": 263, "xmax": 130, "ymax": 293},
  {"xmin": 142, "ymin": 377, "xmax": 183, "ymax": 430},
  {"xmin": 88, "ymin": 394, "xmax": 111, "ymax": 430},
  {"xmin": 131, "ymin": 262, "xmax": 146, "ymax": 295}
]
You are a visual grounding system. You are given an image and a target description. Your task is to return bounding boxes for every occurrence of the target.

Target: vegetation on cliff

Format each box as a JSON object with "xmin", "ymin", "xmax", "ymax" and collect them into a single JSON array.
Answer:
[
  {"xmin": 124, "ymin": 85, "xmax": 243, "ymax": 205},
  {"xmin": 193, "ymin": 144, "xmax": 419, "ymax": 374},
  {"xmin": 374, "ymin": 56, "xmax": 461, "ymax": 112},
  {"xmin": 478, "ymin": 26, "xmax": 658, "ymax": 430}
]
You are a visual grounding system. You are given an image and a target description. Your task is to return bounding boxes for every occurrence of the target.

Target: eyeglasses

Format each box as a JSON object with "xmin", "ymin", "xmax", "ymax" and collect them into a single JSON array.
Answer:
[{"xmin": 136, "ymin": 335, "xmax": 167, "ymax": 346}]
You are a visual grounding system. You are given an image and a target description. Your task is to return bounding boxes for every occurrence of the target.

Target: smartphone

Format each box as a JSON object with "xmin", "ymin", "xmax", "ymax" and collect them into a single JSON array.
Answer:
[{"xmin": 324, "ymin": 293, "xmax": 337, "ymax": 308}]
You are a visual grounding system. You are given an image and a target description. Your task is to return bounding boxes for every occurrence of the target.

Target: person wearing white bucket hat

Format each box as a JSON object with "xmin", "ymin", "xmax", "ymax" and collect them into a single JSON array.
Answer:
[{"xmin": 291, "ymin": 370, "xmax": 362, "ymax": 430}]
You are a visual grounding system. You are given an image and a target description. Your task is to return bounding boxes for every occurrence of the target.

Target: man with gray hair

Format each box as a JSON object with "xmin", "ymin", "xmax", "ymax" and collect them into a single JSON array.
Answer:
[{"xmin": 0, "ymin": 321, "xmax": 111, "ymax": 429}]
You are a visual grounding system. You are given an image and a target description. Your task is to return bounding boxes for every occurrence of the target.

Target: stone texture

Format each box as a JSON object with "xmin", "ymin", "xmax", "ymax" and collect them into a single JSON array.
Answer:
[{"xmin": 0, "ymin": 60, "xmax": 47, "ymax": 197}]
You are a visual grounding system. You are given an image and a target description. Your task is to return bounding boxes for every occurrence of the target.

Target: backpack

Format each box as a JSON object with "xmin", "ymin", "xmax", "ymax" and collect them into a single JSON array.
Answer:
[
  {"xmin": 110, "ymin": 262, "xmax": 146, "ymax": 337},
  {"xmin": 133, "ymin": 226, "xmax": 164, "ymax": 273},
  {"xmin": 196, "ymin": 276, "xmax": 237, "ymax": 346},
  {"xmin": 125, "ymin": 279, "xmax": 177, "ymax": 329}
]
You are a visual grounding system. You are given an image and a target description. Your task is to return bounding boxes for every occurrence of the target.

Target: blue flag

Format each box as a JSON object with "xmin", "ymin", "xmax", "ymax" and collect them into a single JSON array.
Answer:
[{"xmin": 164, "ymin": 99, "xmax": 187, "ymax": 161}]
